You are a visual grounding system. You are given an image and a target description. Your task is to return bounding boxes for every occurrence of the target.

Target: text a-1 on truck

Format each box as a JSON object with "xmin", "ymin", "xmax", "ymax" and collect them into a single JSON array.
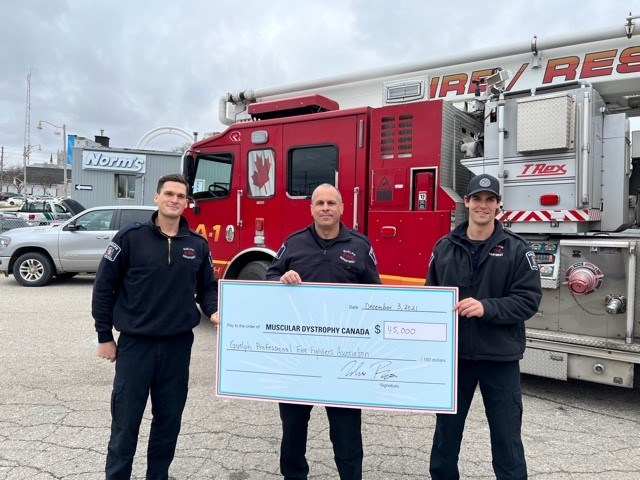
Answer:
[{"xmin": 182, "ymin": 14, "xmax": 640, "ymax": 388}]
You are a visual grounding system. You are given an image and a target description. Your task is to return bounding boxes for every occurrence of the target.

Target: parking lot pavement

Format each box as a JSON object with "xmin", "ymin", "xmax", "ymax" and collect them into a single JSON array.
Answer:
[{"xmin": 1, "ymin": 274, "xmax": 639, "ymax": 479}]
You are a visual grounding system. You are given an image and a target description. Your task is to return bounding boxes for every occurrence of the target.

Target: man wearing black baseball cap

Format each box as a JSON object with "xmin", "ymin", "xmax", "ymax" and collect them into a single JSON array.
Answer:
[
  {"xmin": 466, "ymin": 173, "xmax": 501, "ymax": 198},
  {"xmin": 425, "ymin": 173, "xmax": 541, "ymax": 480}
]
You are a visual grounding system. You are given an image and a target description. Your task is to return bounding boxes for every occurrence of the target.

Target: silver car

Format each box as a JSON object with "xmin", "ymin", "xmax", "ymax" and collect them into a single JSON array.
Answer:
[{"xmin": 0, "ymin": 205, "xmax": 156, "ymax": 286}]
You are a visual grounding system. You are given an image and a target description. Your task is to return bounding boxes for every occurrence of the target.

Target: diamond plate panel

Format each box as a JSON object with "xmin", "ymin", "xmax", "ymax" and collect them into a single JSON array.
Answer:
[
  {"xmin": 541, "ymin": 277, "xmax": 560, "ymax": 289},
  {"xmin": 517, "ymin": 93, "xmax": 575, "ymax": 153},
  {"xmin": 521, "ymin": 348, "xmax": 568, "ymax": 380}
]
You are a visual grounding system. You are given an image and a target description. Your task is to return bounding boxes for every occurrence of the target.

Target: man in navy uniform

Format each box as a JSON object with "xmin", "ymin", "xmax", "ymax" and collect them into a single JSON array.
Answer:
[
  {"xmin": 266, "ymin": 183, "xmax": 381, "ymax": 480},
  {"xmin": 426, "ymin": 174, "xmax": 542, "ymax": 480},
  {"xmin": 93, "ymin": 173, "xmax": 218, "ymax": 479}
]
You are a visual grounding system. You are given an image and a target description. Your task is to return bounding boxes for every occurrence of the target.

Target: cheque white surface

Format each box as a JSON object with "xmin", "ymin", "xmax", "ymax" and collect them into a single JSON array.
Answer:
[{"xmin": 216, "ymin": 281, "xmax": 458, "ymax": 413}]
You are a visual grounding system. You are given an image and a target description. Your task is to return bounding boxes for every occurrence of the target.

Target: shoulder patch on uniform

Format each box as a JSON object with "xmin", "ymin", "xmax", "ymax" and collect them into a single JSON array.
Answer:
[
  {"xmin": 369, "ymin": 246, "xmax": 377, "ymax": 265},
  {"xmin": 104, "ymin": 242, "xmax": 121, "ymax": 262},
  {"xmin": 275, "ymin": 244, "xmax": 286, "ymax": 259},
  {"xmin": 526, "ymin": 251, "xmax": 539, "ymax": 271}
]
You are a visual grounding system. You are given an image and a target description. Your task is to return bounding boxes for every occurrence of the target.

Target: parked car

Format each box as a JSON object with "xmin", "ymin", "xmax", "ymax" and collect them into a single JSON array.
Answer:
[
  {"xmin": 0, "ymin": 205, "xmax": 156, "ymax": 286},
  {"xmin": 14, "ymin": 198, "xmax": 85, "ymax": 225},
  {"xmin": 0, "ymin": 212, "xmax": 31, "ymax": 232},
  {"xmin": 0, "ymin": 195, "xmax": 26, "ymax": 208}
]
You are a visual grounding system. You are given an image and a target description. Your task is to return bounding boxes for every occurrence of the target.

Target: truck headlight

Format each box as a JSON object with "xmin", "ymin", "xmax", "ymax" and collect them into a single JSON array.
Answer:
[{"xmin": 0, "ymin": 236, "xmax": 11, "ymax": 247}]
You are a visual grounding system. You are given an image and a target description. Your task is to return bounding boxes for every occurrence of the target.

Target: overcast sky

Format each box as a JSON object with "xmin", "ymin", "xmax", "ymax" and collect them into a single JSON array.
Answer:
[{"xmin": 0, "ymin": 0, "xmax": 635, "ymax": 168}]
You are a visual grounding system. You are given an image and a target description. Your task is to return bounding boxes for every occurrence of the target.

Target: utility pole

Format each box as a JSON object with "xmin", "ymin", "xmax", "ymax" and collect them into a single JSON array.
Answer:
[
  {"xmin": 37, "ymin": 121, "xmax": 68, "ymax": 197},
  {"xmin": 22, "ymin": 70, "xmax": 32, "ymax": 193},
  {"xmin": 1, "ymin": 146, "xmax": 4, "ymax": 194}
]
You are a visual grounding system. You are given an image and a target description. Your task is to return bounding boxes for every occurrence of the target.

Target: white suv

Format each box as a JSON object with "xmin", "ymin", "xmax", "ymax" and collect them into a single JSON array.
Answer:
[{"xmin": 0, "ymin": 205, "xmax": 156, "ymax": 286}]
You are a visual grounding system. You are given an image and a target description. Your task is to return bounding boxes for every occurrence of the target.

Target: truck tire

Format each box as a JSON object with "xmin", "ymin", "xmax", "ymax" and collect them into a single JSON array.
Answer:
[
  {"xmin": 238, "ymin": 260, "xmax": 271, "ymax": 281},
  {"xmin": 14, "ymin": 252, "xmax": 55, "ymax": 287}
]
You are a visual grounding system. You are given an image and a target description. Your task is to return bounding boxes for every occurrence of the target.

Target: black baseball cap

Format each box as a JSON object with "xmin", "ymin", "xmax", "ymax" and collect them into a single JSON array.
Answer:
[{"xmin": 466, "ymin": 174, "xmax": 500, "ymax": 198}]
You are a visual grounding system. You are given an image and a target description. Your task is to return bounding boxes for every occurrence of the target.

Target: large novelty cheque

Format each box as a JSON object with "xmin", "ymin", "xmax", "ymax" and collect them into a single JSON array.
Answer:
[{"xmin": 216, "ymin": 281, "xmax": 458, "ymax": 413}]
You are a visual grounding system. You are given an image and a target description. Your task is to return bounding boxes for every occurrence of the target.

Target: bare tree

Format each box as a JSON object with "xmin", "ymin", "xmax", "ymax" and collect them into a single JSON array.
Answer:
[
  {"xmin": 37, "ymin": 169, "xmax": 60, "ymax": 196},
  {"xmin": 171, "ymin": 142, "xmax": 193, "ymax": 153},
  {"xmin": 4, "ymin": 166, "xmax": 25, "ymax": 194}
]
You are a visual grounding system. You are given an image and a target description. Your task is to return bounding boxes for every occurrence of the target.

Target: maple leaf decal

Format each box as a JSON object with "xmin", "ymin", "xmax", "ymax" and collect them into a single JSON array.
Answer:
[{"xmin": 251, "ymin": 154, "xmax": 271, "ymax": 191}]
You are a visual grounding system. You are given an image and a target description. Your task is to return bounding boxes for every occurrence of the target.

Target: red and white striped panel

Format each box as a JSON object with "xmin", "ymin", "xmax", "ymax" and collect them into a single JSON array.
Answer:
[{"xmin": 496, "ymin": 209, "xmax": 601, "ymax": 222}]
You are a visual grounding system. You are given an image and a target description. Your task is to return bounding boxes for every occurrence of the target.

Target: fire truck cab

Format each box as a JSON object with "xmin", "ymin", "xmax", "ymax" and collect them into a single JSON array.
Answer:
[{"xmin": 183, "ymin": 94, "xmax": 478, "ymax": 285}]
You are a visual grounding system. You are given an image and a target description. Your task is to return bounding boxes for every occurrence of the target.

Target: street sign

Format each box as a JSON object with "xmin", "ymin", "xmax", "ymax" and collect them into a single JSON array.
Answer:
[{"xmin": 75, "ymin": 184, "xmax": 93, "ymax": 191}]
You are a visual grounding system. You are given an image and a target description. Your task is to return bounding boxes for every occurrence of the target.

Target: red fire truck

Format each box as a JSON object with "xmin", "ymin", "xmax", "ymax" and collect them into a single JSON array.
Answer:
[
  {"xmin": 183, "ymin": 14, "xmax": 640, "ymax": 387},
  {"xmin": 183, "ymin": 94, "xmax": 470, "ymax": 285}
]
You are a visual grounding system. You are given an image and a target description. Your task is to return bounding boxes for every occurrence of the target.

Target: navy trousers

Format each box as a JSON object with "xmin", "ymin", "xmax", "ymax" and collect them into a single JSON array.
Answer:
[
  {"xmin": 279, "ymin": 403, "xmax": 363, "ymax": 480},
  {"xmin": 105, "ymin": 332, "xmax": 194, "ymax": 480},
  {"xmin": 429, "ymin": 359, "xmax": 527, "ymax": 480}
]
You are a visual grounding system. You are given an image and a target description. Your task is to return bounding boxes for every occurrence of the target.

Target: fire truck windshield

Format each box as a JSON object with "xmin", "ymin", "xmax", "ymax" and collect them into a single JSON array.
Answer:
[{"xmin": 192, "ymin": 153, "xmax": 233, "ymax": 199}]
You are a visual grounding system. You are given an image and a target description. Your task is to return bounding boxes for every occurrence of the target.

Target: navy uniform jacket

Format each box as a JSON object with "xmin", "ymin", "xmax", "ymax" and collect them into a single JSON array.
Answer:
[
  {"xmin": 92, "ymin": 211, "xmax": 218, "ymax": 343},
  {"xmin": 426, "ymin": 220, "xmax": 542, "ymax": 361},
  {"xmin": 266, "ymin": 222, "xmax": 381, "ymax": 285}
]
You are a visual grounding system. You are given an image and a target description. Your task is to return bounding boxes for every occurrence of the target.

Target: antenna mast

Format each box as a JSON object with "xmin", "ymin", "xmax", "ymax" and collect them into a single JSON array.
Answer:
[
  {"xmin": 22, "ymin": 70, "xmax": 31, "ymax": 191},
  {"xmin": 23, "ymin": 70, "xmax": 32, "ymax": 165}
]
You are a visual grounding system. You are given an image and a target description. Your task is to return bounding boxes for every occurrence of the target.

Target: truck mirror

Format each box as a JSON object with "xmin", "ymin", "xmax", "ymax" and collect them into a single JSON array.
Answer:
[{"xmin": 182, "ymin": 154, "xmax": 195, "ymax": 186}]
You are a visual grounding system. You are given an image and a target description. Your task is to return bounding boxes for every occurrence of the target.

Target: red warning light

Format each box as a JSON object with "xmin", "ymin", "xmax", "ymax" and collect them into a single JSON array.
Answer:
[{"xmin": 540, "ymin": 194, "xmax": 560, "ymax": 206}]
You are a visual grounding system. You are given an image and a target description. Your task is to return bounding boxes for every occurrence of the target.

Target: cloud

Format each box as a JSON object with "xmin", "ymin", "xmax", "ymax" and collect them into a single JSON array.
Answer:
[{"xmin": 0, "ymin": 0, "xmax": 635, "ymax": 166}]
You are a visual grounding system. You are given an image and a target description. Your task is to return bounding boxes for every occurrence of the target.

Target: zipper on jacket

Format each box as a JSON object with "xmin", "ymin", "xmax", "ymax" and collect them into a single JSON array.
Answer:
[{"xmin": 167, "ymin": 237, "xmax": 172, "ymax": 265}]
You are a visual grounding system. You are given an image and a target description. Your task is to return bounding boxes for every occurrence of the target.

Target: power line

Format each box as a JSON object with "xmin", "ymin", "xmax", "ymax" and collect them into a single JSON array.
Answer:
[{"xmin": 0, "ymin": 146, "xmax": 58, "ymax": 166}]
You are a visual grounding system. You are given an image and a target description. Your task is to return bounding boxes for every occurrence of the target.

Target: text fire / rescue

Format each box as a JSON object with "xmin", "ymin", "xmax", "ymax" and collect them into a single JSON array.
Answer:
[{"xmin": 429, "ymin": 46, "xmax": 640, "ymax": 99}]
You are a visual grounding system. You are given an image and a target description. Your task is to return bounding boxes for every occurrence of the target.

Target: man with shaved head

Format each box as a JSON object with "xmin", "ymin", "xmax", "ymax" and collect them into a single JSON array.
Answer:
[{"xmin": 266, "ymin": 183, "xmax": 381, "ymax": 480}]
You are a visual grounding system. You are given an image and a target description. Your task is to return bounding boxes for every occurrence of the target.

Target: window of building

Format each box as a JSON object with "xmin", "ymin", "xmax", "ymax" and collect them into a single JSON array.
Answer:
[
  {"xmin": 193, "ymin": 152, "xmax": 233, "ymax": 199},
  {"xmin": 116, "ymin": 175, "xmax": 136, "ymax": 199},
  {"xmin": 287, "ymin": 145, "xmax": 337, "ymax": 197}
]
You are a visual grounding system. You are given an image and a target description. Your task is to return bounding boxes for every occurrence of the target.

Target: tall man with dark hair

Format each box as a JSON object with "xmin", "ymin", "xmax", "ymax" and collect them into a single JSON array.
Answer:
[
  {"xmin": 93, "ymin": 173, "xmax": 218, "ymax": 479},
  {"xmin": 426, "ymin": 174, "xmax": 542, "ymax": 480},
  {"xmin": 266, "ymin": 183, "xmax": 381, "ymax": 480}
]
